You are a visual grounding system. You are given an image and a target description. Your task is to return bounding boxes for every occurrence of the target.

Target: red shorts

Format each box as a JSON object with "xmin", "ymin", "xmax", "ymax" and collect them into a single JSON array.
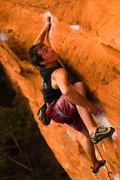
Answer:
[{"xmin": 46, "ymin": 95, "xmax": 84, "ymax": 132}]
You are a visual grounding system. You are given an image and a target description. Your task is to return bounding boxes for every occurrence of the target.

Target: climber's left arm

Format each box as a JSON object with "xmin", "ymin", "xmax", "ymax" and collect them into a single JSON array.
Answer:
[{"xmin": 33, "ymin": 16, "xmax": 51, "ymax": 45}]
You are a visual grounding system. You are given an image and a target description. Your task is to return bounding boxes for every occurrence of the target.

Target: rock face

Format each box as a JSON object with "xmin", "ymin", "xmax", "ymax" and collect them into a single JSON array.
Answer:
[{"xmin": 0, "ymin": 0, "xmax": 120, "ymax": 179}]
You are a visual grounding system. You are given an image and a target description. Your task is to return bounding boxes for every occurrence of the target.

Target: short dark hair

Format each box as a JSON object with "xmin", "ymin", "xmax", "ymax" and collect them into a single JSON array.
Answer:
[{"xmin": 29, "ymin": 41, "xmax": 45, "ymax": 66}]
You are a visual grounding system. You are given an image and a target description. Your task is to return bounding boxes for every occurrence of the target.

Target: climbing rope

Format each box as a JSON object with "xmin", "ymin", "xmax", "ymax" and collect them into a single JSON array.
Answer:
[{"xmin": 95, "ymin": 144, "xmax": 114, "ymax": 180}]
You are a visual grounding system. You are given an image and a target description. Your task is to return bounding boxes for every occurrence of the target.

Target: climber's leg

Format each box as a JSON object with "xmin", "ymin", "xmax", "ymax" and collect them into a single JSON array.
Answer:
[
  {"xmin": 72, "ymin": 82, "xmax": 96, "ymax": 137},
  {"xmin": 80, "ymin": 125, "xmax": 101, "ymax": 169},
  {"xmin": 72, "ymin": 82, "xmax": 115, "ymax": 144}
]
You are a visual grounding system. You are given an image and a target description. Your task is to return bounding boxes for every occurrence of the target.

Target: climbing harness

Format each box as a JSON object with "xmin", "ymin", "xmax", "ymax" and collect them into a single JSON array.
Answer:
[{"xmin": 93, "ymin": 144, "xmax": 114, "ymax": 180}]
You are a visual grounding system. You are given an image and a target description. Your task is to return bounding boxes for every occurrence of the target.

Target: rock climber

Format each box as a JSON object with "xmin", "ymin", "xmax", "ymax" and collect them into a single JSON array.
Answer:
[{"xmin": 29, "ymin": 16, "xmax": 115, "ymax": 174}]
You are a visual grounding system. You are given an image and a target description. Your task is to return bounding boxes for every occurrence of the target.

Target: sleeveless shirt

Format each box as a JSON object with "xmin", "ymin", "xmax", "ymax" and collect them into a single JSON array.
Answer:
[{"xmin": 39, "ymin": 65, "xmax": 62, "ymax": 104}]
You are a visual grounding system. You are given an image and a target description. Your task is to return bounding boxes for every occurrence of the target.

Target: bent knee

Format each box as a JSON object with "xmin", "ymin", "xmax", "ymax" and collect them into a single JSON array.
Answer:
[
  {"xmin": 73, "ymin": 82, "xmax": 85, "ymax": 89},
  {"xmin": 72, "ymin": 82, "xmax": 86, "ymax": 97}
]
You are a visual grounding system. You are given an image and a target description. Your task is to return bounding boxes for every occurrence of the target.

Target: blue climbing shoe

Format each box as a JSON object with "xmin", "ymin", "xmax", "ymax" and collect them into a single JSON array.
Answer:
[{"xmin": 90, "ymin": 127, "xmax": 115, "ymax": 144}]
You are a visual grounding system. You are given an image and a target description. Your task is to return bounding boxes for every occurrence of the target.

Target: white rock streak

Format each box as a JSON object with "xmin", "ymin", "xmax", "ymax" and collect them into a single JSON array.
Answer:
[
  {"xmin": 70, "ymin": 24, "xmax": 80, "ymax": 31},
  {"xmin": 0, "ymin": 33, "xmax": 9, "ymax": 42},
  {"xmin": 113, "ymin": 174, "xmax": 120, "ymax": 180}
]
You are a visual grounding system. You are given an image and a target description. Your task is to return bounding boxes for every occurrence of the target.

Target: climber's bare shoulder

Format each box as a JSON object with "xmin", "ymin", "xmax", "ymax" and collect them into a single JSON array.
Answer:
[{"xmin": 51, "ymin": 68, "xmax": 70, "ymax": 90}]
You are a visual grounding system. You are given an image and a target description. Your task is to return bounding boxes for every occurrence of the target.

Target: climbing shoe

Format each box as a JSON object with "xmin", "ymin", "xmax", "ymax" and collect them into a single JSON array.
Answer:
[
  {"xmin": 90, "ymin": 127, "xmax": 115, "ymax": 144},
  {"xmin": 91, "ymin": 160, "xmax": 106, "ymax": 174}
]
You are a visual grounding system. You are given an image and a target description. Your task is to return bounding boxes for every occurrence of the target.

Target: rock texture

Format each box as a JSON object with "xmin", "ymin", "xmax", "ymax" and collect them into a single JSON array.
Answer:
[{"xmin": 0, "ymin": 0, "xmax": 120, "ymax": 179}]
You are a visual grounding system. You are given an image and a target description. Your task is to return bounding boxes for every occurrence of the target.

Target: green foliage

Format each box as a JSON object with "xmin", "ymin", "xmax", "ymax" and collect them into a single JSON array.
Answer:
[
  {"xmin": 0, "ymin": 93, "xmax": 39, "ymax": 178},
  {"xmin": 0, "ymin": 94, "xmax": 38, "ymax": 148}
]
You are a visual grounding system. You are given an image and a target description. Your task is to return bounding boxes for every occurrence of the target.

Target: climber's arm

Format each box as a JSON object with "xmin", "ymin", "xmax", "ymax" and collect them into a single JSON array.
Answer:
[
  {"xmin": 51, "ymin": 68, "xmax": 100, "ymax": 115},
  {"xmin": 33, "ymin": 17, "xmax": 51, "ymax": 45}
]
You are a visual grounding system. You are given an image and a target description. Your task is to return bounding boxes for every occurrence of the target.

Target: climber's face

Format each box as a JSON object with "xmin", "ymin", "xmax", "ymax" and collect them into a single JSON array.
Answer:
[{"xmin": 38, "ymin": 45, "xmax": 58, "ymax": 66}]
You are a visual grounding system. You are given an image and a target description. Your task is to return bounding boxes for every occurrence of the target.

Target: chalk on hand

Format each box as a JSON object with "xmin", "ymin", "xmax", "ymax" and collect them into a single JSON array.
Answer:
[{"xmin": 95, "ymin": 104, "xmax": 102, "ymax": 116}]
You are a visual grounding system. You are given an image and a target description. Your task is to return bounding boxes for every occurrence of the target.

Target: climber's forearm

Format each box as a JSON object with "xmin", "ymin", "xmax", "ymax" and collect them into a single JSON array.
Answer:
[
  {"xmin": 33, "ymin": 17, "xmax": 51, "ymax": 45},
  {"xmin": 33, "ymin": 28, "xmax": 47, "ymax": 45}
]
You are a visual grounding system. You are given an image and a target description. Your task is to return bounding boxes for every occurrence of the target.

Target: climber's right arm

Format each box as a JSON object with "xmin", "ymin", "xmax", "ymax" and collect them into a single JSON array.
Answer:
[
  {"xmin": 33, "ymin": 16, "xmax": 51, "ymax": 45},
  {"xmin": 51, "ymin": 68, "xmax": 101, "ymax": 115}
]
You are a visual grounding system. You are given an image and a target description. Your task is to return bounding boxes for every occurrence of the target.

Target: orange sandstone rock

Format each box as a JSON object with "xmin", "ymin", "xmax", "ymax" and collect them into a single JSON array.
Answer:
[{"xmin": 0, "ymin": 0, "xmax": 120, "ymax": 179}]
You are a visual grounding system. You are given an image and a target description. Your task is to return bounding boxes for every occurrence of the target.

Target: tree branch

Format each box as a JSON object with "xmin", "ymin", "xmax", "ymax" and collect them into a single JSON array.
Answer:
[{"xmin": 4, "ymin": 154, "xmax": 31, "ymax": 171}]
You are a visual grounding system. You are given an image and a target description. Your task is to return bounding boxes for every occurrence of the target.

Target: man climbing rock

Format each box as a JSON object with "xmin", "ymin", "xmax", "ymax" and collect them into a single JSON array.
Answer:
[{"xmin": 29, "ymin": 16, "xmax": 115, "ymax": 174}]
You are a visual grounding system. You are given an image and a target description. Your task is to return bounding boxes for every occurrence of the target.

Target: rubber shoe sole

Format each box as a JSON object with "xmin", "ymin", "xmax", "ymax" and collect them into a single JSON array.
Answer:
[{"xmin": 90, "ymin": 127, "xmax": 115, "ymax": 144}]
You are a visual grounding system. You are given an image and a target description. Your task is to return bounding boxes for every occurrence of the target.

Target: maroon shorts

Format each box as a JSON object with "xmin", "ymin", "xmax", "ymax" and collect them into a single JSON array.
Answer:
[{"xmin": 46, "ymin": 95, "xmax": 84, "ymax": 132}]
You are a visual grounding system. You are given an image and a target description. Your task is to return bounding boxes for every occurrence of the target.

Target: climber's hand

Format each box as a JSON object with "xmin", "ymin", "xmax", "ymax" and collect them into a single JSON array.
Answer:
[
  {"xmin": 87, "ymin": 103, "xmax": 101, "ymax": 115},
  {"xmin": 33, "ymin": 16, "xmax": 51, "ymax": 45},
  {"xmin": 43, "ymin": 16, "xmax": 51, "ymax": 31}
]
